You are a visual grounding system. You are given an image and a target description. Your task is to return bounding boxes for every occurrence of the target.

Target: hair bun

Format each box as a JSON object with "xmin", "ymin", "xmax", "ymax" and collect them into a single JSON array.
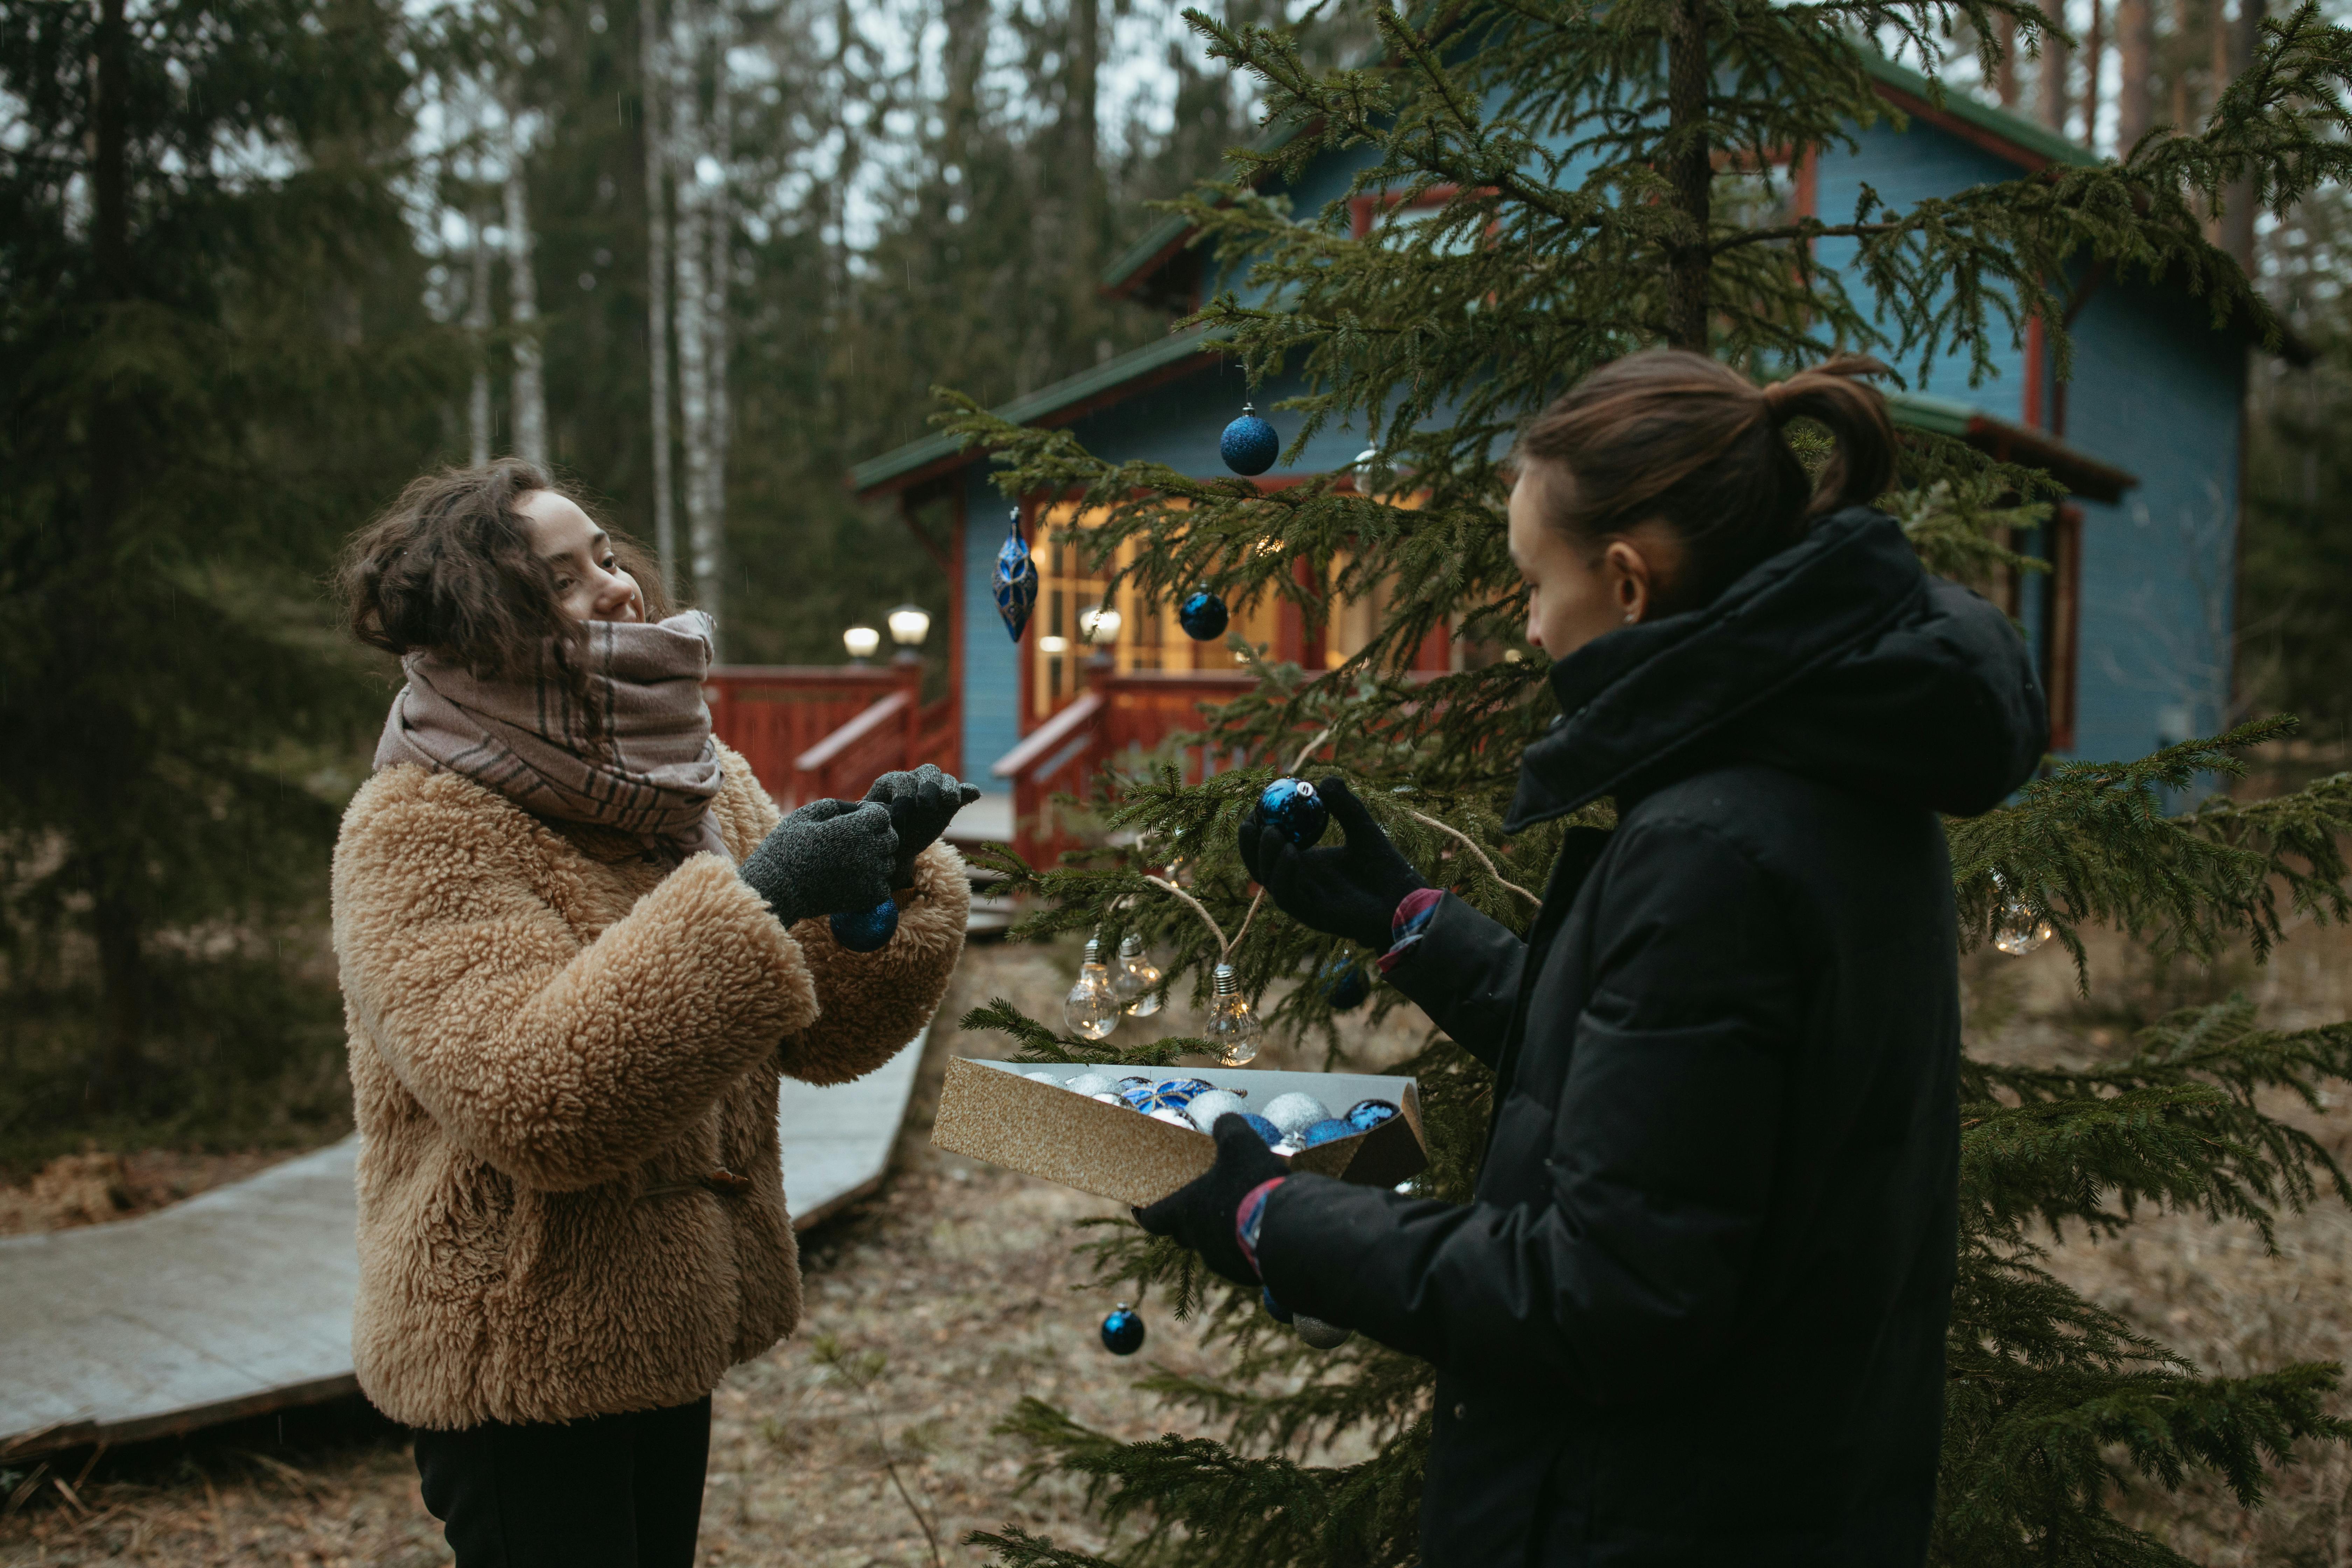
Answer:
[{"xmin": 1764, "ymin": 354, "xmax": 1892, "ymax": 422}]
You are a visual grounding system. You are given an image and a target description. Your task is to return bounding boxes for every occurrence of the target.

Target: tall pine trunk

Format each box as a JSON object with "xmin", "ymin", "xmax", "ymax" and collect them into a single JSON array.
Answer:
[
  {"xmin": 2116, "ymin": 0, "xmax": 2155, "ymax": 145},
  {"xmin": 87, "ymin": 0, "xmax": 145, "ymax": 1107},
  {"xmin": 2220, "ymin": 0, "xmax": 2264, "ymax": 267},
  {"xmin": 2041, "ymin": 14, "xmax": 2073, "ymax": 137},
  {"xmin": 640, "ymin": 0, "xmax": 678, "ymax": 603},
  {"xmin": 1663, "ymin": 0, "xmax": 1711, "ymax": 350}
]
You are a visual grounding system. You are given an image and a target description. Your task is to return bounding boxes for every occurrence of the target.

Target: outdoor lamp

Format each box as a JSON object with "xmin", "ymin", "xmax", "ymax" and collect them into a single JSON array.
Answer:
[
  {"xmin": 887, "ymin": 604, "xmax": 931, "ymax": 648},
  {"xmin": 1079, "ymin": 606, "xmax": 1122, "ymax": 645},
  {"xmin": 843, "ymin": 625, "xmax": 881, "ymax": 663}
]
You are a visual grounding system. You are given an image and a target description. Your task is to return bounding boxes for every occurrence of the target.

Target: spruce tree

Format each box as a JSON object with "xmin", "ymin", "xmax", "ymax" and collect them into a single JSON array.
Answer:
[
  {"xmin": 0, "ymin": 0, "xmax": 449, "ymax": 1119},
  {"xmin": 928, "ymin": 0, "xmax": 2352, "ymax": 1560}
]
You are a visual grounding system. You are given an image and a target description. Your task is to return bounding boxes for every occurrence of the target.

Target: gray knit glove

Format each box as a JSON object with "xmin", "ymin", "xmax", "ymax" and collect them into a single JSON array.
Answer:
[
  {"xmin": 864, "ymin": 764, "xmax": 981, "ymax": 888},
  {"xmin": 738, "ymin": 799, "xmax": 899, "ymax": 926}
]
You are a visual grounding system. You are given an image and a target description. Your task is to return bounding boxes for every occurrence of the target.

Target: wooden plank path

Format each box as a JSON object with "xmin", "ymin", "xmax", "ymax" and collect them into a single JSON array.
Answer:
[{"xmin": 0, "ymin": 1028, "xmax": 927, "ymax": 1463}]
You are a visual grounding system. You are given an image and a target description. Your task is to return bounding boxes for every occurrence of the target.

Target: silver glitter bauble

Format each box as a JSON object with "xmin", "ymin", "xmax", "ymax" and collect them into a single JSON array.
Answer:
[
  {"xmin": 1183, "ymin": 1088, "xmax": 1248, "ymax": 1131},
  {"xmin": 1262, "ymin": 1092, "xmax": 1331, "ymax": 1136}
]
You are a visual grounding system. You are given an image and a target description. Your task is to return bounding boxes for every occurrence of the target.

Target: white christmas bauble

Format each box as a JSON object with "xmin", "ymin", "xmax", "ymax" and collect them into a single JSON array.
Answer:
[
  {"xmin": 1067, "ymin": 1072, "xmax": 1118, "ymax": 1096},
  {"xmin": 1091, "ymin": 1093, "xmax": 1124, "ymax": 1105},
  {"xmin": 1024, "ymin": 1071, "xmax": 1062, "ymax": 1084},
  {"xmin": 1149, "ymin": 1107, "xmax": 1193, "ymax": 1128},
  {"xmin": 1272, "ymin": 1140, "xmax": 1302, "ymax": 1157},
  {"xmin": 1183, "ymin": 1088, "xmax": 1248, "ymax": 1131},
  {"xmin": 1294, "ymin": 1314, "xmax": 1353, "ymax": 1349},
  {"xmin": 1262, "ymin": 1092, "xmax": 1331, "ymax": 1136}
]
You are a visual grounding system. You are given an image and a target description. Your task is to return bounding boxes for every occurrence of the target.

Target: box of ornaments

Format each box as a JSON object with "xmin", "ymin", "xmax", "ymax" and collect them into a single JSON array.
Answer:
[{"xmin": 929, "ymin": 1058, "xmax": 1427, "ymax": 1207}]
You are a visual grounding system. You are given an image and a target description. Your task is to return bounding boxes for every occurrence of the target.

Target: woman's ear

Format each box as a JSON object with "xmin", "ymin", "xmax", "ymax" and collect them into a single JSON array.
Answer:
[{"xmin": 1601, "ymin": 538, "xmax": 1654, "ymax": 624}]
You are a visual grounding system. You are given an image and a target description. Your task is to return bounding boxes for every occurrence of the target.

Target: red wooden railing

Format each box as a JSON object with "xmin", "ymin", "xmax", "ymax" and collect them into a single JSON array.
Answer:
[
  {"xmin": 992, "ymin": 667, "xmax": 1259, "ymax": 864},
  {"xmin": 706, "ymin": 664, "xmax": 958, "ymax": 806}
]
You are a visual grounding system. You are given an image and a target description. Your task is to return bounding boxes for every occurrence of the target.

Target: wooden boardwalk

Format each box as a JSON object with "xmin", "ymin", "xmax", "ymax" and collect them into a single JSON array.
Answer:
[{"xmin": 0, "ymin": 1029, "xmax": 926, "ymax": 1462}]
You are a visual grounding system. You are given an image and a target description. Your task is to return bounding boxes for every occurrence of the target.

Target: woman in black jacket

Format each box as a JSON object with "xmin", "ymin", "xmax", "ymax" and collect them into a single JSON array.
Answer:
[{"xmin": 1139, "ymin": 350, "xmax": 2047, "ymax": 1566}]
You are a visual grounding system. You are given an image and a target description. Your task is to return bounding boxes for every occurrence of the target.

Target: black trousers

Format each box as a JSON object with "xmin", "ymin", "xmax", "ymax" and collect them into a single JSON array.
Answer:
[{"xmin": 413, "ymin": 1396, "xmax": 712, "ymax": 1568}]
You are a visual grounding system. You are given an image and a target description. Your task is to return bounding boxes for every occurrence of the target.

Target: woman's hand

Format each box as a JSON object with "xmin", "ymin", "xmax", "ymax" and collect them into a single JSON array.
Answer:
[
  {"xmin": 864, "ymin": 764, "xmax": 981, "ymax": 888},
  {"xmin": 1239, "ymin": 777, "xmax": 1428, "ymax": 950},
  {"xmin": 1135, "ymin": 1115, "xmax": 1290, "ymax": 1284},
  {"xmin": 738, "ymin": 799, "xmax": 898, "ymax": 926}
]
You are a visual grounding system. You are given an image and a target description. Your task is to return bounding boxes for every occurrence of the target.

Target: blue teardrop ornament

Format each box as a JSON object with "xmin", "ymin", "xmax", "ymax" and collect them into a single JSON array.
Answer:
[
  {"xmin": 829, "ymin": 898, "xmax": 898, "ymax": 953},
  {"xmin": 1254, "ymin": 777, "xmax": 1330, "ymax": 849},
  {"xmin": 1320, "ymin": 960, "xmax": 1370, "ymax": 1012},
  {"xmin": 993, "ymin": 509, "xmax": 1039, "ymax": 642},
  {"xmin": 1101, "ymin": 1302, "xmax": 1146, "ymax": 1356},
  {"xmin": 1220, "ymin": 403, "xmax": 1280, "ymax": 476},
  {"xmin": 1240, "ymin": 1112, "xmax": 1284, "ymax": 1145},
  {"xmin": 1345, "ymin": 1098, "xmax": 1400, "ymax": 1134},
  {"xmin": 1177, "ymin": 589, "xmax": 1229, "ymax": 641}
]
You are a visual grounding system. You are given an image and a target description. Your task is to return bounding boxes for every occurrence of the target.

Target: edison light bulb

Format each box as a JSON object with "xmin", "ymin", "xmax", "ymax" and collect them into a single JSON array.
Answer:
[
  {"xmin": 1989, "ymin": 874, "xmax": 2054, "ymax": 957},
  {"xmin": 1063, "ymin": 935, "xmax": 1121, "ymax": 1041},
  {"xmin": 1993, "ymin": 895, "xmax": 2054, "ymax": 956},
  {"xmin": 1205, "ymin": 962, "xmax": 1261, "ymax": 1066},
  {"xmin": 1111, "ymin": 934, "xmax": 1163, "ymax": 1017}
]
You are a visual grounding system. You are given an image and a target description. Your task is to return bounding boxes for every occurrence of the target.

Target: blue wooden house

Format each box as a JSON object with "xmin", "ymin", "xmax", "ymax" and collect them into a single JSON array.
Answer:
[{"xmin": 849, "ymin": 55, "xmax": 2293, "ymax": 845}]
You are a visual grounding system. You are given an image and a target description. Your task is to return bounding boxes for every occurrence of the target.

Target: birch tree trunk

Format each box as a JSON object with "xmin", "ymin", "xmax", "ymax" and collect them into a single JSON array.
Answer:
[
  {"xmin": 641, "ymin": 0, "xmax": 677, "ymax": 603},
  {"xmin": 468, "ymin": 204, "xmax": 494, "ymax": 464},
  {"xmin": 702, "ymin": 0, "xmax": 730, "ymax": 650},
  {"xmin": 505, "ymin": 150, "xmax": 547, "ymax": 467},
  {"xmin": 668, "ymin": 0, "xmax": 718, "ymax": 636}
]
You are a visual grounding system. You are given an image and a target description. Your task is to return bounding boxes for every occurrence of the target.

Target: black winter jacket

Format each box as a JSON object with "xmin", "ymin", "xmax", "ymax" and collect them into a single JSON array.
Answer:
[{"xmin": 1256, "ymin": 508, "xmax": 2047, "ymax": 1567}]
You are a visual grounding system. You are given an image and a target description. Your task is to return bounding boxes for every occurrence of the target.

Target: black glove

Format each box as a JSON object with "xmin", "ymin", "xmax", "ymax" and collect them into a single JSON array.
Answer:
[
  {"xmin": 1134, "ymin": 1115, "xmax": 1291, "ymax": 1285},
  {"xmin": 738, "ymin": 799, "xmax": 898, "ymax": 926},
  {"xmin": 1238, "ymin": 777, "xmax": 1428, "ymax": 951},
  {"xmin": 864, "ymin": 764, "xmax": 982, "ymax": 888}
]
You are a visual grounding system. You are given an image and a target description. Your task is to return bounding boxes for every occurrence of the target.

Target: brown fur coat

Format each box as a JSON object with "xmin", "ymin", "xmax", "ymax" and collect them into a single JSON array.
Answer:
[{"xmin": 331, "ymin": 743, "xmax": 967, "ymax": 1430}]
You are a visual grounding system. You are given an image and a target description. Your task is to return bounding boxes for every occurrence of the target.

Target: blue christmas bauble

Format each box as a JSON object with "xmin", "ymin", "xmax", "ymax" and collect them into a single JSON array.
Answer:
[
  {"xmin": 1300, "ymin": 1118, "xmax": 1356, "ymax": 1148},
  {"xmin": 1101, "ymin": 1303, "xmax": 1146, "ymax": 1355},
  {"xmin": 1115, "ymin": 1075, "xmax": 1154, "ymax": 1093},
  {"xmin": 1239, "ymin": 1112, "xmax": 1284, "ymax": 1145},
  {"xmin": 1261, "ymin": 1286, "xmax": 1294, "ymax": 1324},
  {"xmin": 1177, "ymin": 589, "xmax": 1228, "ymax": 641},
  {"xmin": 1320, "ymin": 959, "xmax": 1370, "ymax": 1012},
  {"xmin": 1162, "ymin": 1078, "xmax": 1217, "ymax": 1099},
  {"xmin": 1255, "ymin": 777, "xmax": 1330, "ymax": 849},
  {"xmin": 829, "ymin": 898, "xmax": 898, "ymax": 953},
  {"xmin": 1134, "ymin": 1085, "xmax": 1196, "ymax": 1114},
  {"xmin": 1345, "ymin": 1098, "xmax": 1400, "ymax": 1134},
  {"xmin": 993, "ymin": 510, "xmax": 1039, "ymax": 642},
  {"xmin": 1220, "ymin": 404, "xmax": 1280, "ymax": 475}
]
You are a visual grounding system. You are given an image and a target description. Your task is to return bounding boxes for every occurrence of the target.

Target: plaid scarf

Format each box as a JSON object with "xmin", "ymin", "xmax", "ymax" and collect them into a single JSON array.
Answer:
[{"xmin": 373, "ymin": 611, "xmax": 731, "ymax": 864}]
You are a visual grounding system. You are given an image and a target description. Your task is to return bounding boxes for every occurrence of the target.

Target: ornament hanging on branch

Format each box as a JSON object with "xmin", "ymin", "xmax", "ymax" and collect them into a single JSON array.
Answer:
[
  {"xmin": 1220, "ymin": 401, "xmax": 1279, "ymax": 475},
  {"xmin": 994, "ymin": 508, "xmax": 1038, "ymax": 641},
  {"xmin": 1320, "ymin": 958, "xmax": 1370, "ymax": 1012},
  {"xmin": 1100, "ymin": 1301, "xmax": 1146, "ymax": 1355},
  {"xmin": 1178, "ymin": 589, "xmax": 1229, "ymax": 642},
  {"xmin": 1111, "ymin": 934, "xmax": 1163, "ymax": 1016}
]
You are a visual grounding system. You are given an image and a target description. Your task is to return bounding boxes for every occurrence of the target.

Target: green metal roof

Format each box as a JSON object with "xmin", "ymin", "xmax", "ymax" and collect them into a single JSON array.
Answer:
[
  {"xmin": 1857, "ymin": 52, "xmax": 2101, "ymax": 171},
  {"xmin": 849, "ymin": 323, "xmax": 1222, "ymax": 496}
]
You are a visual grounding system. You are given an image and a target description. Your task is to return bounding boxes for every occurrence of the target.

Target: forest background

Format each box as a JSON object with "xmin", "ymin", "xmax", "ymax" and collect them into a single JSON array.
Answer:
[{"xmin": 0, "ymin": 0, "xmax": 2347, "ymax": 1159}]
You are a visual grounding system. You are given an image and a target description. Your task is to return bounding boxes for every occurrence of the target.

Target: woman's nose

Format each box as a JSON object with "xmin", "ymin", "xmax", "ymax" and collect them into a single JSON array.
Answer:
[{"xmin": 593, "ymin": 572, "xmax": 635, "ymax": 615}]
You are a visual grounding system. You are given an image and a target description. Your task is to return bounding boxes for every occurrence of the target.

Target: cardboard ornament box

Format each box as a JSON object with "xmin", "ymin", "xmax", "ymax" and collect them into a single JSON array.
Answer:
[{"xmin": 931, "ymin": 1058, "xmax": 1429, "ymax": 1207}]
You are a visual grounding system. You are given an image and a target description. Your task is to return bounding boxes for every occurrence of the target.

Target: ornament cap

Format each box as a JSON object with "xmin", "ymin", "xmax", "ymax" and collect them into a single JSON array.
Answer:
[
  {"xmin": 1212, "ymin": 961, "xmax": 1239, "ymax": 996},
  {"xmin": 1118, "ymin": 932, "xmax": 1145, "ymax": 957}
]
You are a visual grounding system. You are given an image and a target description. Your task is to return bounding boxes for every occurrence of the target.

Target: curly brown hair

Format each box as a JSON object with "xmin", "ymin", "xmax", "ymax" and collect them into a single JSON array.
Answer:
[{"xmin": 336, "ymin": 460, "xmax": 672, "ymax": 733}]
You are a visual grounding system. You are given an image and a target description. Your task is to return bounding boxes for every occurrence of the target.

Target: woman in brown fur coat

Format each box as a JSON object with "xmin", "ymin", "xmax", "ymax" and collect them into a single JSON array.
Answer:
[{"xmin": 331, "ymin": 461, "xmax": 972, "ymax": 1568}]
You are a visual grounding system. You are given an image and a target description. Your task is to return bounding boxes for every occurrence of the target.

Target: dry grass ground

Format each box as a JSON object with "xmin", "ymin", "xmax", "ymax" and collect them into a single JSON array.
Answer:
[{"xmin": 8, "ymin": 919, "xmax": 2352, "ymax": 1565}]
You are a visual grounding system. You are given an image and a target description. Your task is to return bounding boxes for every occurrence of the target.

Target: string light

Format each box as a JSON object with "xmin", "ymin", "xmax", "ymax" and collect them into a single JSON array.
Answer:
[
  {"xmin": 1063, "ymin": 934, "xmax": 1121, "ymax": 1040},
  {"xmin": 1205, "ymin": 964, "xmax": 1262, "ymax": 1066},
  {"xmin": 1111, "ymin": 934, "xmax": 1163, "ymax": 1017}
]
